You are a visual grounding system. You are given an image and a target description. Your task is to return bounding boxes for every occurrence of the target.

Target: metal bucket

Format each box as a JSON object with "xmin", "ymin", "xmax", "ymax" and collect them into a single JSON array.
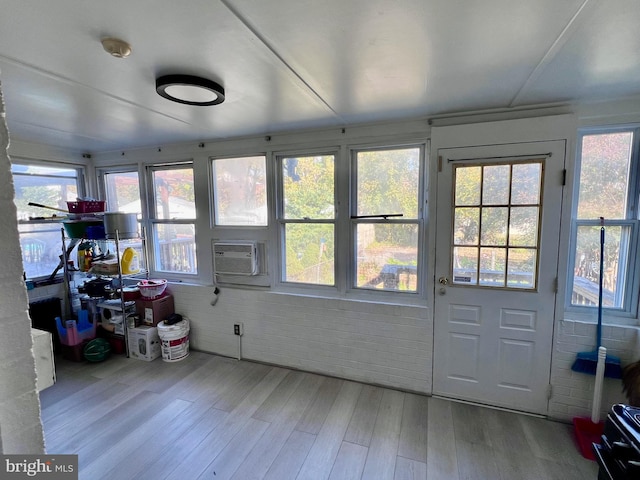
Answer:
[{"xmin": 103, "ymin": 213, "xmax": 138, "ymax": 239}]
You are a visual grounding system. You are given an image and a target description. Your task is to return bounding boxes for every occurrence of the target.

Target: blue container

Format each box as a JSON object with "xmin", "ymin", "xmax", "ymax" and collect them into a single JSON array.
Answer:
[{"xmin": 85, "ymin": 224, "xmax": 106, "ymax": 239}]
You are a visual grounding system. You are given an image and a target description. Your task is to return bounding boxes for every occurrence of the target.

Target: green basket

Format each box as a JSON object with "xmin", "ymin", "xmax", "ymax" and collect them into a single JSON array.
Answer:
[{"xmin": 83, "ymin": 338, "xmax": 111, "ymax": 362}]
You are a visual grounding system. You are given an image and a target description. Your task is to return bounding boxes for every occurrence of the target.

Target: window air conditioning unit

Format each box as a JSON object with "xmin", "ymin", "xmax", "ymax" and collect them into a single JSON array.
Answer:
[{"xmin": 213, "ymin": 242, "xmax": 258, "ymax": 275}]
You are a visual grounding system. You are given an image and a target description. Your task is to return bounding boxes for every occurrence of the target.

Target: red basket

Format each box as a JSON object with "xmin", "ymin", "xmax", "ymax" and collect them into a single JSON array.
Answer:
[{"xmin": 67, "ymin": 200, "xmax": 105, "ymax": 213}]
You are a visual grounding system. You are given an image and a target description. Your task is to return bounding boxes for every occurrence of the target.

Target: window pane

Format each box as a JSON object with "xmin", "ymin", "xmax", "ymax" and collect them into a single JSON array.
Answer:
[
  {"xmin": 213, "ymin": 156, "xmax": 267, "ymax": 226},
  {"xmin": 153, "ymin": 223, "xmax": 196, "ymax": 274},
  {"xmin": 284, "ymin": 223, "xmax": 334, "ymax": 285},
  {"xmin": 507, "ymin": 248, "xmax": 536, "ymax": 288},
  {"xmin": 153, "ymin": 168, "xmax": 195, "ymax": 220},
  {"xmin": 512, "ymin": 163, "xmax": 541, "ymax": 204},
  {"xmin": 356, "ymin": 223, "xmax": 418, "ymax": 292},
  {"xmin": 481, "ymin": 207, "xmax": 508, "ymax": 246},
  {"xmin": 454, "ymin": 207, "xmax": 479, "ymax": 245},
  {"xmin": 104, "ymin": 171, "xmax": 141, "ymax": 214},
  {"xmin": 19, "ymin": 223, "xmax": 66, "ymax": 278},
  {"xmin": 509, "ymin": 207, "xmax": 539, "ymax": 247},
  {"xmin": 455, "ymin": 166, "xmax": 481, "ymax": 206},
  {"xmin": 12, "ymin": 169, "xmax": 78, "ymax": 220},
  {"xmin": 572, "ymin": 224, "xmax": 627, "ymax": 308},
  {"xmin": 453, "ymin": 246, "xmax": 478, "ymax": 284},
  {"xmin": 356, "ymin": 148, "xmax": 420, "ymax": 218},
  {"xmin": 283, "ymin": 155, "xmax": 334, "ymax": 219},
  {"xmin": 479, "ymin": 247, "xmax": 505, "ymax": 287},
  {"xmin": 482, "ymin": 165, "xmax": 510, "ymax": 205},
  {"xmin": 577, "ymin": 132, "xmax": 633, "ymax": 220}
]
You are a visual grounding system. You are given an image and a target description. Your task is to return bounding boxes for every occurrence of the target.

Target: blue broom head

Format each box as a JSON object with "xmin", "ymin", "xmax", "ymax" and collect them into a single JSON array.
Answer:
[{"xmin": 571, "ymin": 349, "xmax": 622, "ymax": 379}]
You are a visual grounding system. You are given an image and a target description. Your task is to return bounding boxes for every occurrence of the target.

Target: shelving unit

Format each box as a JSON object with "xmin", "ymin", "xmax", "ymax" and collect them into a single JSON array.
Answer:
[{"xmin": 60, "ymin": 226, "xmax": 149, "ymax": 358}]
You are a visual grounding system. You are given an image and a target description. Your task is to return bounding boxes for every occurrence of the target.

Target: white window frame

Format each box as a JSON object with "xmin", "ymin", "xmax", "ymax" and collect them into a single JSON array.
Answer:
[
  {"xmin": 146, "ymin": 161, "xmax": 198, "ymax": 279},
  {"xmin": 273, "ymin": 143, "xmax": 428, "ymax": 300},
  {"xmin": 348, "ymin": 144, "xmax": 427, "ymax": 297},
  {"xmin": 275, "ymin": 149, "xmax": 338, "ymax": 290},
  {"xmin": 567, "ymin": 126, "xmax": 640, "ymax": 321}
]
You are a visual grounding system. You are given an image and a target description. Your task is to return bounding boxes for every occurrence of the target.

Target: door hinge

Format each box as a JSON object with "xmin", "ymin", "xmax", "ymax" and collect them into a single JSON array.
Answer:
[
  {"xmin": 547, "ymin": 384, "xmax": 553, "ymax": 399},
  {"xmin": 562, "ymin": 169, "xmax": 566, "ymax": 186},
  {"xmin": 438, "ymin": 156, "xmax": 443, "ymax": 173},
  {"xmin": 553, "ymin": 277, "xmax": 558, "ymax": 293}
]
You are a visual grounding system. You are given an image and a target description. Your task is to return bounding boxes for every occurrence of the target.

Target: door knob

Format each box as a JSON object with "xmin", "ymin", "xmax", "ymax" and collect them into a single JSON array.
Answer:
[{"xmin": 438, "ymin": 276, "xmax": 449, "ymax": 285}]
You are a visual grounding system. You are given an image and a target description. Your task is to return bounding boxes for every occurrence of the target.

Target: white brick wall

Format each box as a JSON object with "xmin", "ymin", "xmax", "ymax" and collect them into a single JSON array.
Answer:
[
  {"xmin": 169, "ymin": 283, "xmax": 431, "ymax": 394},
  {"xmin": 549, "ymin": 319, "xmax": 639, "ymax": 421},
  {"xmin": 0, "ymin": 81, "xmax": 45, "ymax": 453}
]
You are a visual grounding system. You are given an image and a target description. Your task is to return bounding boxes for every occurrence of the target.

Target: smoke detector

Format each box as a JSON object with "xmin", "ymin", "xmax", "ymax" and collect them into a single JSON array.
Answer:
[{"xmin": 101, "ymin": 37, "xmax": 132, "ymax": 58}]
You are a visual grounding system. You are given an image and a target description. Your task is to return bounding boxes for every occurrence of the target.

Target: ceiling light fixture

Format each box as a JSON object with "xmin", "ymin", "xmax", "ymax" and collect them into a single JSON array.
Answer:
[
  {"xmin": 101, "ymin": 37, "xmax": 132, "ymax": 58},
  {"xmin": 155, "ymin": 75, "xmax": 225, "ymax": 106}
]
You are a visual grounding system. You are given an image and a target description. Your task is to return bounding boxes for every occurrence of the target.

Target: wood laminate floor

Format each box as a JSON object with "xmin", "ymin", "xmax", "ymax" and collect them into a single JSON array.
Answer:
[{"xmin": 40, "ymin": 351, "xmax": 599, "ymax": 480}]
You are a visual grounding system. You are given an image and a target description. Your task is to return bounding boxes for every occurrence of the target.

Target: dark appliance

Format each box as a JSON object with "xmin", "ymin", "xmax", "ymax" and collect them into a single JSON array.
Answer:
[
  {"xmin": 594, "ymin": 404, "xmax": 640, "ymax": 479},
  {"xmin": 29, "ymin": 297, "xmax": 63, "ymax": 352}
]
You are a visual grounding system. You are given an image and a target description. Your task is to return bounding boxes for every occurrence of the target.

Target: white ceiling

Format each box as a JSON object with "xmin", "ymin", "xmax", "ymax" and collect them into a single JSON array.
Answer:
[{"xmin": 0, "ymin": 0, "xmax": 639, "ymax": 154}]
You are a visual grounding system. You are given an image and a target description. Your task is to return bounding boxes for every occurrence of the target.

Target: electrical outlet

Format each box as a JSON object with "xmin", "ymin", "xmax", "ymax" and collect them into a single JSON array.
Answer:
[{"xmin": 233, "ymin": 323, "xmax": 243, "ymax": 336}]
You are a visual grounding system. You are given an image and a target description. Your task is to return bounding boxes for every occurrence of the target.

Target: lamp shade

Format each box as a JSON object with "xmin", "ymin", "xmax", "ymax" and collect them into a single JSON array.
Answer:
[{"xmin": 156, "ymin": 75, "xmax": 225, "ymax": 106}]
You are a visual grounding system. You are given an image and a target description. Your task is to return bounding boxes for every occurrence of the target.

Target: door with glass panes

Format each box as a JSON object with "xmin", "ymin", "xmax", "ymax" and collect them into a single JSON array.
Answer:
[{"xmin": 433, "ymin": 141, "xmax": 565, "ymax": 414}]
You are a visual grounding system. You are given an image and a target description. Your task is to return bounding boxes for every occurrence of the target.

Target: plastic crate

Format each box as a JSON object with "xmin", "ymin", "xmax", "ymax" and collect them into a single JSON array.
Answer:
[{"xmin": 67, "ymin": 200, "xmax": 105, "ymax": 213}]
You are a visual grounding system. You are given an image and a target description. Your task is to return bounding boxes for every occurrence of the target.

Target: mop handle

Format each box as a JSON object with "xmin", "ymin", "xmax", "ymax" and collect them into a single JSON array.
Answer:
[
  {"xmin": 591, "ymin": 346, "xmax": 606, "ymax": 423},
  {"xmin": 597, "ymin": 217, "xmax": 604, "ymax": 349}
]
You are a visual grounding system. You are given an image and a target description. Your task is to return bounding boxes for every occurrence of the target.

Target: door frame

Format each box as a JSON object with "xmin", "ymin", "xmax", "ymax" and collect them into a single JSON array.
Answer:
[{"xmin": 427, "ymin": 114, "xmax": 576, "ymax": 413}]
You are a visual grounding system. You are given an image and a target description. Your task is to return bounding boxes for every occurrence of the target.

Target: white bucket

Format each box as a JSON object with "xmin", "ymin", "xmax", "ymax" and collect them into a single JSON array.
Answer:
[{"xmin": 156, "ymin": 318, "xmax": 190, "ymax": 362}]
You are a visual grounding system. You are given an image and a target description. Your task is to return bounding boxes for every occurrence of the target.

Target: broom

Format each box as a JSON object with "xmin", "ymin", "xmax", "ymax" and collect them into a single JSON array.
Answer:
[{"xmin": 571, "ymin": 218, "xmax": 622, "ymax": 379}]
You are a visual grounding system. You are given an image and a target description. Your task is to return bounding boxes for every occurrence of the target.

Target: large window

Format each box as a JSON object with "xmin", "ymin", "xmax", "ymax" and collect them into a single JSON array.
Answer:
[
  {"xmin": 278, "ymin": 153, "xmax": 335, "ymax": 285},
  {"xmin": 353, "ymin": 147, "xmax": 423, "ymax": 292},
  {"xmin": 149, "ymin": 164, "xmax": 197, "ymax": 275},
  {"xmin": 570, "ymin": 128, "xmax": 640, "ymax": 314},
  {"xmin": 276, "ymin": 145, "xmax": 425, "ymax": 295},
  {"xmin": 12, "ymin": 163, "xmax": 83, "ymax": 279}
]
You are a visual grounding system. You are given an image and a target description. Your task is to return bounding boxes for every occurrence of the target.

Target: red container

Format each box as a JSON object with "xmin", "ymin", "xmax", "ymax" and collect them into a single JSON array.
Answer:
[
  {"xmin": 573, "ymin": 416, "xmax": 603, "ymax": 461},
  {"xmin": 67, "ymin": 200, "xmax": 106, "ymax": 213}
]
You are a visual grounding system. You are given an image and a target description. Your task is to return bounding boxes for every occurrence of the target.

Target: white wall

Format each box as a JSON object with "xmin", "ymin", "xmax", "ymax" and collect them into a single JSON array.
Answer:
[
  {"xmin": 170, "ymin": 283, "xmax": 431, "ymax": 393},
  {"xmin": 0, "ymin": 82, "xmax": 45, "ymax": 454}
]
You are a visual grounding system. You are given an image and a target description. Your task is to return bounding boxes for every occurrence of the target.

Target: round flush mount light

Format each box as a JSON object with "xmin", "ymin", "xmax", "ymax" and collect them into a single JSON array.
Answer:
[
  {"xmin": 101, "ymin": 37, "xmax": 132, "ymax": 58},
  {"xmin": 156, "ymin": 74, "xmax": 225, "ymax": 106}
]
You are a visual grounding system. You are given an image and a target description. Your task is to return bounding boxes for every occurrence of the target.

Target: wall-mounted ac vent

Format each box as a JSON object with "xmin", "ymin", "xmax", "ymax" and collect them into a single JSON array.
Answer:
[{"xmin": 213, "ymin": 242, "xmax": 258, "ymax": 275}]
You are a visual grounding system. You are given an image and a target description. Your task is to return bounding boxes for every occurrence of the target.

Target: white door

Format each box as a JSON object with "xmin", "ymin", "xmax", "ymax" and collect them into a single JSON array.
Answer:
[{"xmin": 433, "ymin": 141, "xmax": 565, "ymax": 415}]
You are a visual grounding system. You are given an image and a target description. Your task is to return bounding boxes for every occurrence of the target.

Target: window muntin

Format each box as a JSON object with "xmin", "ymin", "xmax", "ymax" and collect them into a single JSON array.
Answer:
[
  {"xmin": 279, "ymin": 154, "xmax": 335, "ymax": 285},
  {"xmin": 212, "ymin": 155, "xmax": 267, "ymax": 226},
  {"xmin": 353, "ymin": 147, "xmax": 422, "ymax": 293},
  {"xmin": 451, "ymin": 161, "xmax": 543, "ymax": 290},
  {"xmin": 570, "ymin": 129, "xmax": 639, "ymax": 311},
  {"xmin": 12, "ymin": 163, "xmax": 82, "ymax": 279},
  {"xmin": 149, "ymin": 165, "xmax": 197, "ymax": 275}
]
